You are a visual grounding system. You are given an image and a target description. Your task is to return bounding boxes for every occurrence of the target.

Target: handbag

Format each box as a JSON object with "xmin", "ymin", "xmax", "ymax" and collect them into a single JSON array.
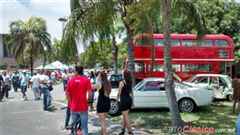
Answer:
[
  {"xmin": 44, "ymin": 84, "xmax": 53, "ymax": 91},
  {"xmin": 48, "ymin": 85, "xmax": 53, "ymax": 91}
]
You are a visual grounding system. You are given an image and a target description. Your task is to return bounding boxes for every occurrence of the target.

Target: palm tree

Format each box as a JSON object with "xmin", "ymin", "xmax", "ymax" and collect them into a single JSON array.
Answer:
[
  {"xmin": 5, "ymin": 17, "xmax": 51, "ymax": 76},
  {"xmin": 67, "ymin": 0, "xmax": 137, "ymax": 85},
  {"xmin": 160, "ymin": 0, "xmax": 205, "ymax": 128}
]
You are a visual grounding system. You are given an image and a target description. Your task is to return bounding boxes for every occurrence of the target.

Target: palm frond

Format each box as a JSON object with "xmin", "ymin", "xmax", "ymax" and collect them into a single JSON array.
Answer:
[{"xmin": 174, "ymin": 0, "xmax": 206, "ymax": 39}]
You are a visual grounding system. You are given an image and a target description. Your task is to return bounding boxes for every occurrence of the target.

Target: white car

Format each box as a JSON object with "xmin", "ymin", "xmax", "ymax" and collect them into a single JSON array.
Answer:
[
  {"xmin": 108, "ymin": 78, "xmax": 214, "ymax": 116},
  {"xmin": 184, "ymin": 74, "xmax": 233, "ymax": 101}
]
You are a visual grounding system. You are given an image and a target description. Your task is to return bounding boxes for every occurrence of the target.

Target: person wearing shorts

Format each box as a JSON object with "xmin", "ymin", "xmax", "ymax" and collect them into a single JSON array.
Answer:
[{"xmin": 20, "ymin": 71, "xmax": 30, "ymax": 101}]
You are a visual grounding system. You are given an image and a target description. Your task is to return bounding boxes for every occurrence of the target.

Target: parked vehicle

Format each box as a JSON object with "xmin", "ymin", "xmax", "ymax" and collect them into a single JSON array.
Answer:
[
  {"xmin": 131, "ymin": 34, "xmax": 235, "ymax": 81},
  {"xmin": 108, "ymin": 78, "xmax": 214, "ymax": 116},
  {"xmin": 108, "ymin": 74, "xmax": 122, "ymax": 88},
  {"xmin": 184, "ymin": 74, "xmax": 233, "ymax": 101}
]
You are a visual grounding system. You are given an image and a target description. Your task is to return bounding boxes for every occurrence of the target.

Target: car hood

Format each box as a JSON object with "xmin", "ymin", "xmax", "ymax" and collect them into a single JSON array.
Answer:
[{"xmin": 182, "ymin": 82, "xmax": 195, "ymax": 86}]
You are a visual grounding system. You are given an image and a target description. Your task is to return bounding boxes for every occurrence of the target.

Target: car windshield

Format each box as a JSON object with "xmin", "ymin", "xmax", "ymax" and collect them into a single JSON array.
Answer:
[
  {"xmin": 134, "ymin": 80, "xmax": 145, "ymax": 90},
  {"xmin": 186, "ymin": 75, "xmax": 197, "ymax": 82},
  {"xmin": 224, "ymin": 76, "xmax": 232, "ymax": 85}
]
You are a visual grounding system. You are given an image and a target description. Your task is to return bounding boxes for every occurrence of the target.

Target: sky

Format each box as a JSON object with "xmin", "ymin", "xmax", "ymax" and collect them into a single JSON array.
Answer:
[{"xmin": 1, "ymin": 0, "xmax": 70, "ymax": 40}]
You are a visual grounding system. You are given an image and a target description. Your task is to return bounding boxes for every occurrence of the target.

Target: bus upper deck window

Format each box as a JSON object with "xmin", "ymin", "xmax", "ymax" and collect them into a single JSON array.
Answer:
[
  {"xmin": 154, "ymin": 39, "xmax": 164, "ymax": 46},
  {"xmin": 215, "ymin": 40, "xmax": 229, "ymax": 47},
  {"xmin": 136, "ymin": 37, "xmax": 150, "ymax": 46},
  {"xmin": 201, "ymin": 40, "xmax": 212, "ymax": 47},
  {"xmin": 171, "ymin": 39, "xmax": 180, "ymax": 46},
  {"xmin": 182, "ymin": 40, "xmax": 197, "ymax": 47}
]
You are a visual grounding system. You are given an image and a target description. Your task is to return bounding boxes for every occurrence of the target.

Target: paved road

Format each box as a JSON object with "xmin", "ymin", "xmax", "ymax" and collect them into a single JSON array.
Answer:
[
  {"xmin": 0, "ymin": 83, "xmax": 150, "ymax": 135},
  {"xmin": 0, "ymin": 85, "xmax": 69, "ymax": 135}
]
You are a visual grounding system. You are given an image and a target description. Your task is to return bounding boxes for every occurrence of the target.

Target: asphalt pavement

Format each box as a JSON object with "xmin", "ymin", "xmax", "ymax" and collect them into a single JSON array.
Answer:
[
  {"xmin": 0, "ymin": 85, "xmax": 69, "ymax": 135},
  {"xmin": 0, "ymin": 83, "xmax": 150, "ymax": 135}
]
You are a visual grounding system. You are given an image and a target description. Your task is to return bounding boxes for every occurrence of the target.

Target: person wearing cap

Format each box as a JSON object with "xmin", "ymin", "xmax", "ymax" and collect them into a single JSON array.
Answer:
[
  {"xmin": 20, "ymin": 71, "xmax": 30, "ymax": 101},
  {"xmin": 30, "ymin": 72, "xmax": 41, "ymax": 100}
]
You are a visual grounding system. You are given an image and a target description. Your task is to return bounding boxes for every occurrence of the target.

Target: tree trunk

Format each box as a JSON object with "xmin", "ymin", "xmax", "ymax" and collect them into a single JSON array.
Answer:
[
  {"xmin": 125, "ymin": 24, "xmax": 136, "ymax": 87},
  {"xmin": 74, "ymin": 57, "xmax": 78, "ymax": 66},
  {"xmin": 43, "ymin": 51, "xmax": 47, "ymax": 67},
  {"xmin": 112, "ymin": 32, "xmax": 118, "ymax": 74},
  {"xmin": 146, "ymin": 15, "xmax": 155, "ymax": 77},
  {"xmin": 30, "ymin": 48, "xmax": 33, "ymax": 77},
  {"xmin": 161, "ymin": 0, "xmax": 183, "ymax": 128}
]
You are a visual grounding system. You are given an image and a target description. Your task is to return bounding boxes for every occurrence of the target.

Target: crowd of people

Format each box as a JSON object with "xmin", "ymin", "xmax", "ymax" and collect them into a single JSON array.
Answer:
[
  {"xmin": 63, "ymin": 66, "xmax": 134, "ymax": 135},
  {"xmin": 0, "ymin": 66, "xmax": 135, "ymax": 135},
  {"xmin": 0, "ymin": 70, "xmax": 56, "ymax": 111}
]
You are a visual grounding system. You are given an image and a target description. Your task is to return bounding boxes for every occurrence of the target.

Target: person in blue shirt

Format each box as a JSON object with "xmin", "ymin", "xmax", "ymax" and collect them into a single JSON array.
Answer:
[
  {"xmin": 20, "ymin": 71, "xmax": 30, "ymax": 101},
  {"xmin": 11, "ymin": 71, "xmax": 20, "ymax": 92}
]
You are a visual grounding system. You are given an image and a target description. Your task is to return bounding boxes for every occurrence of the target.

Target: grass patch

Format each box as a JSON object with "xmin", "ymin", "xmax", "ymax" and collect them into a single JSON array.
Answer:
[{"xmin": 108, "ymin": 101, "xmax": 237, "ymax": 134}]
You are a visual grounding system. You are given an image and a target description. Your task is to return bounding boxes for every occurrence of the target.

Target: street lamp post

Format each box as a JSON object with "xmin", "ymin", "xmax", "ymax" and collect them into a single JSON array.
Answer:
[{"xmin": 58, "ymin": 17, "xmax": 68, "ymax": 37}]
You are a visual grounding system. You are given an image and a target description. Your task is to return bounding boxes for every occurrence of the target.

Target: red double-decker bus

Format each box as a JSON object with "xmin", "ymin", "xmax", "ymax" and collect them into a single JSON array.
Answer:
[{"xmin": 132, "ymin": 34, "xmax": 234, "ymax": 81}]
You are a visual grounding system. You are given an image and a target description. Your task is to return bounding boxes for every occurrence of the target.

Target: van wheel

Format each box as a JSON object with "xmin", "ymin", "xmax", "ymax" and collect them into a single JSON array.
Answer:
[{"xmin": 108, "ymin": 99, "xmax": 121, "ymax": 116}]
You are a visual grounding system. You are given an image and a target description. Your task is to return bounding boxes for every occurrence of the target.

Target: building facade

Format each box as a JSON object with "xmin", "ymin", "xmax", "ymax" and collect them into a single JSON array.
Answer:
[
  {"xmin": 0, "ymin": 34, "xmax": 18, "ymax": 71},
  {"xmin": 0, "ymin": 34, "xmax": 44, "ymax": 72}
]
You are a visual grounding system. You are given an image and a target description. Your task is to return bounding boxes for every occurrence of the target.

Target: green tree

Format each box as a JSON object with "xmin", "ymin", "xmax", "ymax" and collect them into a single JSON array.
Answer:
[
  {"xmin": 5, "ymin": 17, "xmax": 51, "ymax": 75},
  {"xmin": 68, "ymin": 0, "xmax": 138, "ymax": 85},
  {"xmin": 79, "ymin": 40, "xmax": 112, "ymax": 69},
  {"xmin": 160, "ymin": 0, "xmax": 206, "ymax": 128},
  {"xmin": 170, "ymin": 1, "xmax": 240, "ymax": 62},
  {"xmin": 47, "ymin": 39, "xmax": 63, "ymax": 63}
]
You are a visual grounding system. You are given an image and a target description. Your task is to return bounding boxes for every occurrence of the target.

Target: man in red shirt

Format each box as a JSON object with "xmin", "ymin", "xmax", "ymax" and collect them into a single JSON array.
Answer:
[{"xmin": 66, "ymin": 66, "xmax": 92, "ymax": 135}]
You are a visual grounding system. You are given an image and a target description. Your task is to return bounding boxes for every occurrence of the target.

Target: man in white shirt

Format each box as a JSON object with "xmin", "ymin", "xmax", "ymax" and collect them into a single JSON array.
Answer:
[
  {"xmin": 2, "ymin": 71, "xmax": 11, "ymax": 99},
  {"xmin": 30, "ymin": 72, "xmax": 41, "ymax": 100},
  {"xmin": 40, "ymin": 70, "xmax": 53, "ymax": 111}
]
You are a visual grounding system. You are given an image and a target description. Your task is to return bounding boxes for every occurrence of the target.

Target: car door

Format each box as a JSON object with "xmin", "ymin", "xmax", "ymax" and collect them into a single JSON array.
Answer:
[
  {"xmin": 219, "ymin": 77, "xmax": 228, "ymax": 92},
  {"xmin": 210, "ymin": 77, "xmax": 224, "ymax": 99},
  {"xmin": 134, "ymin": 81, "xmax": 167, "ymax": 108}
]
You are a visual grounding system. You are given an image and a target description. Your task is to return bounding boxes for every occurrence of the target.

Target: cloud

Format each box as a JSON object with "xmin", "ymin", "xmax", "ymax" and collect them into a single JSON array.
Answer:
[{"xmin": 1, "ymin": 0, "xmax": 70, "ymax": 40}]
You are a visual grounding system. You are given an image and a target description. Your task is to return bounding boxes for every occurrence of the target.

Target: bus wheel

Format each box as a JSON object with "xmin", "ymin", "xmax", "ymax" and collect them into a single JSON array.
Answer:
[{"xmin": 108, "ymin": 99, "xmax": 121, "ymax": 116}]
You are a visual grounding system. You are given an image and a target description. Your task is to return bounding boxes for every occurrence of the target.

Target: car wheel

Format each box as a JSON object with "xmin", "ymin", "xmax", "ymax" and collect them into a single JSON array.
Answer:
[
  {"xmin": 227, "ymin": 94, "xmax": 233, "ymax": 102},
  {"xmin": 178, "ymin": 98, "xmax": 195, "ymax": 112},
  {"xmin": 108, "ymin": 99, "xmax": 121, "ymax": 116}
]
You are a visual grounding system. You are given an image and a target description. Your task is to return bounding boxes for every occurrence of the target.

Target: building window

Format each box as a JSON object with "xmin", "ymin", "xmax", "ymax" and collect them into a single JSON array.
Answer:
[{"xmin": 3, "ymin": 42, "xmax": 11, "ymax": 58}]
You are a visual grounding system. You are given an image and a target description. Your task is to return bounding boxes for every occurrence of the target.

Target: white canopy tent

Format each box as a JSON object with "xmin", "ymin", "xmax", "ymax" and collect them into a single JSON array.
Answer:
[
  {"xmin": 35, "ymin": 64, "xmax": 57, "ymax": 70},
  {"xmin": 35, "ymin": 61, "xmax": 69, "ymax": 70},
  {"xmin": 50, "ymin": 61, "xmax": 69, "ymax": 70}
]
